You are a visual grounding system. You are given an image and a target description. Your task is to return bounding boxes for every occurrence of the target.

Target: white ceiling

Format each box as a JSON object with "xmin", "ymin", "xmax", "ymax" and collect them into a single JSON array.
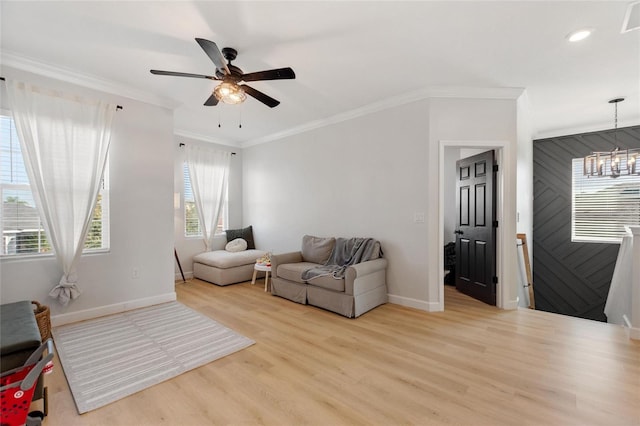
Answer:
[{"xmin": 1, "ymin": 1, "xmax": 638, "ymax": 147}]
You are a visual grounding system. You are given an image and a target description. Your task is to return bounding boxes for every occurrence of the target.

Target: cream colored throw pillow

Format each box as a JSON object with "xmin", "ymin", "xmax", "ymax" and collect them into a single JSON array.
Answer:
[
  {"xmin": 225, "ymin": 238, "xmax": 248, "ymax": 252},
  {"xmin": 301, "ymin": 235, "xmax": 336, "ymax": 264}
]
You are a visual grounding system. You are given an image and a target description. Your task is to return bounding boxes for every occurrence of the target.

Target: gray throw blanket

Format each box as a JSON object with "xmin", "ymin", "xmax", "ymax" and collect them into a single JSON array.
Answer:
[{"xmin": 301, "ymin": 237, "xmax": 380, "ymax": 281}]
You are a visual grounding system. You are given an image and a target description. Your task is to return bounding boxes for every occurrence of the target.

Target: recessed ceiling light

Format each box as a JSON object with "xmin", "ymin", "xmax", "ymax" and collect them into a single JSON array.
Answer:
[{"xmin": 567, "ymin": 29, "xmax": 592, "ymax": 42}]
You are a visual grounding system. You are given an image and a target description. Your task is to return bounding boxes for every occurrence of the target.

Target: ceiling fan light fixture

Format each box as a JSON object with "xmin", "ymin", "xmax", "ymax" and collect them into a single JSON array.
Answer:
[{"xmin": 214, "ymin": 81, "xmax": 246, "ymax": 105}]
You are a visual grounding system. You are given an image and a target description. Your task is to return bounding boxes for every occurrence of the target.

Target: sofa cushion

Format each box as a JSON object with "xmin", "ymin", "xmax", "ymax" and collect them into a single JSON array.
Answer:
[
  {"xmin": 301, "ymin": 235, "xmax": 335, "ymax": 264},
  {"xmin": 226, "ymin": 226, "xmax": 255, "ymax": 249},
  {"xmin": 0, "ymin": 301, "xmax": 41, "ymax": 359},
  {"xmin": 194, "ymin": 249, "xmax": 266, "ymax": 269},
  {"xmin": 307, "ymin": 275, "xmax": 345, "ymax": 292},
  {"xmin": 225, "ymin": 238, "xmax": 247, "ymax": 252},
  {"xmin": 277, "ymin": 262, "xmax": 319, "ymax": 284},
  {"xmin": 0, "ymin": 301, "xmax": 44, "ymax": 401}
]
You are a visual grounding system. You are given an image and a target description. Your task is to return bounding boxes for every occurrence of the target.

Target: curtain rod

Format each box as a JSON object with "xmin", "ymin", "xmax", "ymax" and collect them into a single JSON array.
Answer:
[
  {"xmin": 0, "ymin": 77, "xmax": 123, "ymax": 110},
  {"xmin": 178, "ymin": 142, "xmax": 236, "ymax": 155}
]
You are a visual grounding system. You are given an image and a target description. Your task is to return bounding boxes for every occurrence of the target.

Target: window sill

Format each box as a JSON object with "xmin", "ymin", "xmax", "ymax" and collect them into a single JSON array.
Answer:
[
  {"xmin": 183, "ymin": 232, "xmax": 226, "ymax": 239},
  {"xmin": 571, "ymin": 238, "xmax": 622, "ymax": 245},
  {"xmin": 0, "ymin": 252, "xmax": 56, "ymax": 262},
  {"xmin": 1, "ymin": 248, "xmax": 110, "ymax": 262}
]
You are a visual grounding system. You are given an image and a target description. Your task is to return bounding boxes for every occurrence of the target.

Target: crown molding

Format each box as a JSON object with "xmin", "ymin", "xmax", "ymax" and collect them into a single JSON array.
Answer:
[
  {"xmin": 534, "ymin": 119, "xmax": 640, "ymax": 140},
  {"xmin": 174, "ymin": 129, "xmax": 239, "ymax": 148},
  {"xmin": 240, "ymin": 86, "xmax": 524, "ymax": 148},
  {"xmin": 1, "ymin": 50, "xmax": 180, "ymax": 110}
]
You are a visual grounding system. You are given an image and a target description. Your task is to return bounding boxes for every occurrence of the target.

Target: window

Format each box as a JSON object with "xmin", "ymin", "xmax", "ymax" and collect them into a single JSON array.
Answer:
[
  {"xmin": 572, "ymin": 158, "xmax": 640, "ymax": 243},
  {"xmin": 183, "ymin": 162, "xmax": 227, "ymax": 237},
  {"xmin": 0, "ymin": 114, "xmax": 109, "ymax": 256}
]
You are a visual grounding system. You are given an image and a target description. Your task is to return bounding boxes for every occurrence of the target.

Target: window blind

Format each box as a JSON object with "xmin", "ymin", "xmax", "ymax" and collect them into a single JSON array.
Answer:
[
  {"xmin": 183, "ymin": 163, "xmax": 202, "ymax": 237},
  {"xmin": 0, "ymin": 115, "xmax": 50, "ymax": 254},
  {"xmin": 571, "ymin": 158, "xmax": 640, "ymax": 243}
]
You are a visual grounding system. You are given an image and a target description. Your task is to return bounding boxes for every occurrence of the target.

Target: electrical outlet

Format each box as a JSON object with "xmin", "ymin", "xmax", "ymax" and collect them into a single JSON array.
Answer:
[
  {"xmin": 132, "ymin": 267, "xmax": 140, "ymax": 279},
  {"xmin": 414, "ymin": 212, "xmax": 425, "ymax": 223}
]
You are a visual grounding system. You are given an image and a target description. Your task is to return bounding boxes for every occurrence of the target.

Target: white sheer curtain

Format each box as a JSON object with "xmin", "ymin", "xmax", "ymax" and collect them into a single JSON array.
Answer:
[
  {"xmin": 6, "ymin": 80, "xmax": 115, "ymax": 305},
  {"xmin": 185, "ymin": 145, "xmax": 231, "ymax": 251}
]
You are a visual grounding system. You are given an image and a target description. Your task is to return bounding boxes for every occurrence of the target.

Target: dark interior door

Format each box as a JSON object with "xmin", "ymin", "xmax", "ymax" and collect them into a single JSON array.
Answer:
[{"xmin": 455, "ymin": 150, "xmax": 497, "ymax": 305}]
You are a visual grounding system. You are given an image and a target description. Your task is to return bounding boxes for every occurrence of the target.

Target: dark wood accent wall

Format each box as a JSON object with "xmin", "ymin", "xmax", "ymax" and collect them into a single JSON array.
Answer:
[{"xmin": 533, "ymin": 125, "xmax": 640, "ymax": 321}]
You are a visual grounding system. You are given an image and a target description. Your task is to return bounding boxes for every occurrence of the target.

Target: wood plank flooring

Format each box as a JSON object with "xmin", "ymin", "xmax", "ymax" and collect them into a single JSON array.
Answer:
[{"xmin": 44, "ymin": 280, "xmax": 640, "ymax": 425}]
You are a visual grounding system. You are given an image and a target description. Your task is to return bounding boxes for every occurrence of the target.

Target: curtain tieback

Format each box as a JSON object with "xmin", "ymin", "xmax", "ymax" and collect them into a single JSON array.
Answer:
[{"xmin": 49, "ymin": 273, "xmax": 82, "ymax": 306}]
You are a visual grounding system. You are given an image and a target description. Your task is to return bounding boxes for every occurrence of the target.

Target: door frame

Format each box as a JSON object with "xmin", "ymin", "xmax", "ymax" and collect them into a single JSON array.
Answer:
[{"xmin": 438, "ymin": 140, "xmax": 518, "ymax": 310}]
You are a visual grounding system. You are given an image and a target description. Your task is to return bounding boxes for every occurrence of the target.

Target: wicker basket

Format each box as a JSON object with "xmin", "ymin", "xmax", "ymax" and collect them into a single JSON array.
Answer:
[{"xmin": 31, "ymin": 300, "xmax": 51, "ymax": 342}]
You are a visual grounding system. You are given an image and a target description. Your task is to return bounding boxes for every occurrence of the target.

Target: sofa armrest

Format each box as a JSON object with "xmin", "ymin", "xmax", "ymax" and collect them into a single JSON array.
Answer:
[
  {"xmin": 345, "ymin": 258, "xmax": 388, "ymax": 295},
  {"xmin": 271, "ymin": 251, "xmax": 303, "ymax": 278}
]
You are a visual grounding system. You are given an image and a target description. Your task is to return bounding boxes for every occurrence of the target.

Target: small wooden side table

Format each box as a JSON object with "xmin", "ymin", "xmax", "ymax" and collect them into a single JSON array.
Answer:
[{"xmin": 252, "ymin": 263, "xmax": 272, "ymax": 292}]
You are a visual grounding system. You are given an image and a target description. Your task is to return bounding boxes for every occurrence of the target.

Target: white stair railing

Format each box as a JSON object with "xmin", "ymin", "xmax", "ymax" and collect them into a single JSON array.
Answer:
[
  {"xmin": 605, "ymin": 226, "xmax": 640, "ymax": 339},
  {"xmin": 628, "ymin": 226, "xmax": 640, "ymax": 340}
]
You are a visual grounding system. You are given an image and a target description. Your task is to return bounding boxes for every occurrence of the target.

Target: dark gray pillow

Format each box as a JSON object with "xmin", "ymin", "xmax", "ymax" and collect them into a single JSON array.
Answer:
[
  {"xmin": 301, "ymin": 235, "xmax": 335, "ymax": 264},
  {"xmin": 226, "ymin": 226, "xmax": 255, "ymax": 249}
]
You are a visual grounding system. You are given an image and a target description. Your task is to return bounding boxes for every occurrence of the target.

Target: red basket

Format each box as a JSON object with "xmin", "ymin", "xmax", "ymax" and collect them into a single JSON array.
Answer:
[{"xmin": 0, "ymin": 340, "xmax": 53, "ymax": 426}]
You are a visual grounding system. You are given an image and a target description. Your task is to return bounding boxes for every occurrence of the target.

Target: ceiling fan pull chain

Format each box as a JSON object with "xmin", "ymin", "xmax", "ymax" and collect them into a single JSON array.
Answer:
[
  {"xmin": 239, "ymin": 106, "xmax": 242, "ymax": 129},
  {"xmin": 218, "ymin": 109, "xmax": 221, "ymax": 128}
]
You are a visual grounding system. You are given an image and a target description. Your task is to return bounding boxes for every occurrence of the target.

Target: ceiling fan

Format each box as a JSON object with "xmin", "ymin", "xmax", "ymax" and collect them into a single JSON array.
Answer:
[{"xmin": 150, "ymin": 38, "xmax": 295, "ymax": 108}]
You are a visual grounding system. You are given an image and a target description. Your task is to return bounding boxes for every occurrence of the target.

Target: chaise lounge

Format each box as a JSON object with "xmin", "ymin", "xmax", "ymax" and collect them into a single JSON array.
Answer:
[{"xmin": 193, "ymin": 226, "xmax": 267, "ymax": 286}]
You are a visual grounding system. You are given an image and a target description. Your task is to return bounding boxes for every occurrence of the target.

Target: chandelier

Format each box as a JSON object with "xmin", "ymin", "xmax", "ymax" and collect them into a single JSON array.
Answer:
[{"xmin": 583, "ymin": 98, "xmax": 639, "ymax": 178}]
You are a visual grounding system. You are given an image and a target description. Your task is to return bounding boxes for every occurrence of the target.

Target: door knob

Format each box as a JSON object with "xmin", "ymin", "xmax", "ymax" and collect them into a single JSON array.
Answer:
[{"xmin": 454, "ymin": 230, "xmax": 464, "ymax": 235}]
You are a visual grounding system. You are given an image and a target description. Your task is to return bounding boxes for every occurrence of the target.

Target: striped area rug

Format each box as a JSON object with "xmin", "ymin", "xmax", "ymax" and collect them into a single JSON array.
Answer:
[{"xmin": 52, "ymin": 302, "xmax": 254, "ymax": 414}]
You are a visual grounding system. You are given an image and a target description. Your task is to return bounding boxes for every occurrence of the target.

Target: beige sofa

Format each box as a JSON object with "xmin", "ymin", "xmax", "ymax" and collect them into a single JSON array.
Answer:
[{"xmin": 271, "ymin": 235, "xmax": 388, "ymax": 318}]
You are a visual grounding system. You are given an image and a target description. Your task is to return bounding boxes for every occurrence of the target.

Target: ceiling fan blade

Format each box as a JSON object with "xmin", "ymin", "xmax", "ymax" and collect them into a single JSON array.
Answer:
[
  {"xmin": 241, "ymin": 67, "xmax": 296, "ymax": 82},
  {"xmin": 150, "ymin": 70, "xmax": 218, "ymax": 80},
  {"xmin": 195, "ymin": 38, "xmax": 230, "ymax": 75},
  {"xmin": 241, "ymin": 84, "xmax": 280, "ymax": 108},
  {"xmin": 203, "ymin": 93, "xmax": 219, "ymax": 106}
]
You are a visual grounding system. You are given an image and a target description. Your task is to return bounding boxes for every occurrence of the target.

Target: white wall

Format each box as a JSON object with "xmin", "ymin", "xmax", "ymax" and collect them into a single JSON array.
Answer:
[
  {"xmin": 516, "ymin": 93, "xmax": 534, "ymax": 264},
  {"xmin": 429, "ymin": 98, "xmax": 519, "ymax": 309},
  {"xmin": 173, "ymin": 136, "xmax": 242, "ymax": 279},
  {"xmin": 244, "ymin": 100, "xmax": 431, "ymax": 304},
  {"xmin": 0, "ymin": 67, "xmax": 176, "ymax": 324},
  {"xmin": 243, "ymin": 95, "xmax": 520, "ymax": 311}
]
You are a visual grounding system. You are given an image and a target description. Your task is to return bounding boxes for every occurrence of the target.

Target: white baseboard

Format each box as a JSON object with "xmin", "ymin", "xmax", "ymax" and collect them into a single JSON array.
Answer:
[
  {"xmin": 502, "ymin": 298, "xmax": 519, "ymax": 310},
  {"xmin": 388, "ymin": 294, "xmax": 442, "ymax": 312},
  {"xmin": 51, "ymin": 292, "xmax": 177, "ymax": 327},
  {"xmin": 175, "ymin": 271, "xmax": 194, "ymax": 282},
  {"xmin": 175, "ymin": 271, "xmax": 193, "ymax": 282}
]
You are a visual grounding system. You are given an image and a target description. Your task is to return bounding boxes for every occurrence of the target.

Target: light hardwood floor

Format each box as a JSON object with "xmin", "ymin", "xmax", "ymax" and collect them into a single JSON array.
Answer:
[{"xmin": 44, "ymin": 279, "xmax": 640, "ymax": 426}]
